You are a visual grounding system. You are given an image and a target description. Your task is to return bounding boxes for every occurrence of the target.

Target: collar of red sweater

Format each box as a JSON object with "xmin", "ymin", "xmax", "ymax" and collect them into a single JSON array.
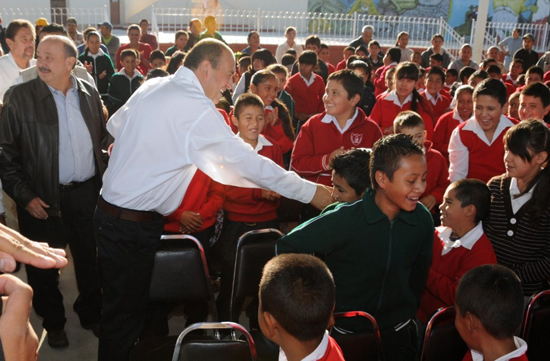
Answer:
[
  {"xmin": 385, "ymin": 90, "xmax": 412, "ymax": 107},
  {"xmin": 462, "ymin": 115, "xmax": 515, "ymax": 146},
  {"xmin": 424, "ymin": 90, "xmax": 442, "ymax": 105},
  {"xmin": 436, "ymin": 221, "xmax": 484, "ymax": 255},
  {"xmin": 320, "ymin": 108, "xmax": 359, "ymax": 134}
]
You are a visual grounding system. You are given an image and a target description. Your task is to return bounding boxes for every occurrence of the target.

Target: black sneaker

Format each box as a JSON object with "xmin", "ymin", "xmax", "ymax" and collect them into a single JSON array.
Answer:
[{"xmin": 47, "ymin": 329, "xmax": 69, "ymax": 348}]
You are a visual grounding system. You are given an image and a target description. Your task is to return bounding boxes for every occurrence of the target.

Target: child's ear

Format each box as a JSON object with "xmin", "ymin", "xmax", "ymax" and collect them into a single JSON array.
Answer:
[
  {"xmin": 249, "ymin": 83, "xmax": 256, "ymax": 93},
  {"xmin": 501, "ymin": 102, "xmax": 508, "ymax": 115},
  {"xmin": 375, "ymin": 170, "xmax": 388, "ymax": 189},
  {"xmin": 231, "ymin": 114, "xmax": 239, "ymax": 127},
  {"xmin": 136, "ymin": 58, "xmax": 141, "ymax": 66},
  {"xmin": 261, "ymin": 311, "xmax": 279, "ymax": 339},
  {"xmin": 350, "ymin": 93, "xmax": 361, "ymax": 107},
  {"xmin": 464, "ymin": 204, "xmax": 476, "ymax": 220},
  {"xmin": 327, "ymin": 304, "xmax": 336, "ymax": 330}
]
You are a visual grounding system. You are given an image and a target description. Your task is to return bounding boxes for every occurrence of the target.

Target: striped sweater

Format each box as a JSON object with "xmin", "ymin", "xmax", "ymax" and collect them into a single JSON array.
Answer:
[{"xmin": 484, "ymin": 175, "xmax": 550, "ymax": 296}]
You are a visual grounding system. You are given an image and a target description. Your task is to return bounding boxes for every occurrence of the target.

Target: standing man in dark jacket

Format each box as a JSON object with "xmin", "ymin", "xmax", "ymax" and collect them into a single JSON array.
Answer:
[
  {"xmin": 0, "ymin": 35, "xmax": 111, "ymax": 349},
  {"xmin": 513, "ymin": 33, "xmax": 539, "ymax": 73}
]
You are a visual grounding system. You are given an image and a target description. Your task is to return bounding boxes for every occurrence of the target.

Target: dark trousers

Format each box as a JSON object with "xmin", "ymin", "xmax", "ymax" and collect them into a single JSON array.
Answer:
[
  {"xmin": 94, "ymin": 206, "xmax": 164, "ymax": 361},
  {"xmin": 380, "ymin": 320, "xmax": 418, "ymax": 361},
  {"xmin": 19, "ymin": 178, "xmax": 102, "ymax": 331}
]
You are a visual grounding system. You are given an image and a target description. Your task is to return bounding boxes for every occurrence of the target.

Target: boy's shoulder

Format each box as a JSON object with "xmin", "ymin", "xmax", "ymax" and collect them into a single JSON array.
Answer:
[{"xmin": 318, "ymin": 335, "xmax": 346, "ymax": 361}]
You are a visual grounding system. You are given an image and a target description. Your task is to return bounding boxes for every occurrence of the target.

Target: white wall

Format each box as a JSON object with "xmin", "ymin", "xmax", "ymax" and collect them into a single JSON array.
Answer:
[{"xmin": 1, "ymin": 0, "xmax": 51, "ymax": 25}]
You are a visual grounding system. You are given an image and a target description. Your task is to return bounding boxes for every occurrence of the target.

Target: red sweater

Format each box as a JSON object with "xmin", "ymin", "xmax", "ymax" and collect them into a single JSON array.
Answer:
[
  {"xmin": 164, "ymin": 170, "xmax": 224, "ymax": 233},
  {"xmin": 318, "ymin": 336, "xmax": 346, "ymax": 361},
  {"xmin": 369, "ymin": 92, "xmax": 435, "ymax": 140},
  {"xmin": 421, "ymin": 90, "xmax": 452, "ymax": 123},
  {"xmin": 116, "ymin": 43, "xmax": 153, "ymax": 75},
  {"xmin": 291, "ymin": 109, "xmax": 382, "ymax": 186},
  {"xmin": 422, "ymin": 141, "xmax": 449, "ymax": 214},
  {"xmin": 336, "ymin": 59, "xmax": 346, "ymax": 71},
  {"xmin": 373, "ymin": 64, "xmax": 396, "ymax": 96},
  {"xmin": 327, "ymin": 62, "xmax": 336, "ymax": 75},
  {"xmin": 433, "ymin": 111, "xmax": 463, "ymax": 162},
  {"xmin": 262, "ymin": 108, "xmax": 294, "ymax": 154},
  {"xmin": 285, "ymin": 72, "xmax": 325, "ymax": 116},
  {"xmin": 417, "ymin": 229, "xmax": 497, "ymax": 323},
  {"xmin": 223, "ymin": 136, "xmax": 283, "ymax": 222}
]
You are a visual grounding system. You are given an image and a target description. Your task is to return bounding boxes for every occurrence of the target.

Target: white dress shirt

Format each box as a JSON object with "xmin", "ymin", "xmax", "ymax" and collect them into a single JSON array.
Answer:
[
  {"xmin": 0, "ymin": 53, "xmax": 36, "ymax": 103},
  {"xmin": 509, "ymin": 177, "xmax": 534, "ymax": 214},
  {"xmin": 102, "ymin": 66, "xmax": 316, "ymax": 215},
  {"xmin": 278, "ymin": 330, "xmax": 329, "ymax": 361},
  {"xmin": 436, "ymin": 222, "xmax": 484, "ymax": 255},
  {"xmin": 275, "ymin": 41, "xmax": 304, "ymax": 63}
]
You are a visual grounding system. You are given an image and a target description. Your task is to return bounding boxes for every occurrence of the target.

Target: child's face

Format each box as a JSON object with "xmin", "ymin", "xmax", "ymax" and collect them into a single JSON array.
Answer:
[
  {"xmin": 509, "ymin": 61, "xmax": 523, "ymax": 77},
  {"xmin": 395, "ymin": 77, "xmax": 417, "ymax": 100},
  {"xmin": 253, "ymin": 58, "xmax": 265, "ymax": 71},
  {"xmin": 319, "ymin": 48, "xmax": 330, "ymax": 63},
  {"xmin": 232, "ymin": 105, "xmax": 266, "ymax": 144},
  {"xmin": 411, "ymin": 52, "xmax": 421, "ymax": 64},
  {"xmin": 176, "ymin": 34, "xmax": 188, "ymax": 49},
  {"xmin": 128, "ymin": 29, "xmax": 140, "ymax": 44},
  {"xmin": 251, "ymin": 77, "xmax": 278, "ymax": 107},
  {"xmin": 504, "ymin": 145, "xmax": 545, "ymax": 181},
  {"xmin": 474, "ymin": 95, "xmax": 503, "ymax": 136},
  {"xmin": 121, "ymin": 56, "xmax": 138, "ymax": 74},
  {"xmin": 460, "ymin": 46, "xmax": 472, "ymax": 61},
  {"xmin": 323, "ymin": 79, "xmax": 358, "ymax": 120},
  {"xmin": 87, "ymin": 35, "xmax": 101, "ymax": 54},
  {"xmin": 445, "ymin": 73, "xmax": 457, "ymax": 85},
  {"xmin": 519, "ymin": 94, "xmax": 550, "ymax": 121},
  {"xmin": 417, "ymin": 74, "xmax": 426, "ymax": 89},
  {"xmin": 306, "ymin": 43, "xmax": 319, "ymax": 53},
  {"xmin": 331, "ymin": 171, "xmax": 362, "ymax": 203},
  {"xmin": 399, "ymin": 126, "xmax": 426, "ymax": 147},
  {"xmin": 456, "ymin": 91, "xmax": 474, "ymax": 120},
  {"xmin": 299, "ymin": 63, "xmax": 314, "ymax": 78},
  {"xmin": 426, "ymin": 73, "xmax": 443, "ymax": 97},
  {"xmin": 429, "ymin": 59, "xmax": 442, "ymax": 68},
  {"xmin": 344, "ymin": 49, "xmax": 354, "ymax": 59},
  {"xmin": 431, "ymin": 37, "xmax": 443, "ymax": 51},
  {"xmin": 285, "ymin": 29, "xmax": 296, "ymax": 41},
  {"xmin": 508, "ymin": 96, "xmax": 520, "ymax": 119},
  {"xmin": 385, "ymin": 72, "xmax": 395, "ymax": 90},
  {"xmin": 469, "ymin": 76, "xmax": 483, "ymax": 88},
  {"xmin": 274, "ymin": 72, "xmax": 287, "ymax": 93},
  {"xmin": 353, "ymin": 68, "xmax": 367, "ymax": 83},
  {"xmin": 376, "ymin": 154, "xmax": 427, "ymax": 217},
  {"xmin": 151, "ymin": 58, "xmax": 165, "ymax": 69},
  {"xmin": 526, "ymin": 72, "xmax": 542, "ymax": 85},
  {"xmin": 398, "ymin": 34, "xmax": 409, "ymax": 47},
  {"xmin": 369, "ymin": 44, "xmax": 380, "ymax": 58},
  {"xmin": 439, "ymin": 186, "xmax": 467, "ymax": 229}
]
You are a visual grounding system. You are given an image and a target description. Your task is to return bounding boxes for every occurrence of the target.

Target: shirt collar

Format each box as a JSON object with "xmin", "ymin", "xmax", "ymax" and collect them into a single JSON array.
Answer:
[
  {"xmin": 462, "ymin": 114, "xmax": 515, "ymax": 146},
  {"xmin": 469, "ymin": 337, "xmax": 527, "ymax": 361},
  {"xmin": 363, "ymin": 188, "xmax": 418, "ymax": 225},
  {"xmin": 45, "ymin": 74, "xmax": 78, "ymax": 97},
  {"xmin": 255, "ymin": 134, "xmax": 273, "ymax": 152},
  {"xmin": 122, "ymin": 69, "xmax": 142, "ymax": 80},
  {"xmin": 509, "ymin": 177, "xmax": 535, "ymax": 198},
  {"xmin": 452, "ymin": 109, "xmax": 468, "ymax": 123},
  {"xmin": 425, "ymin": 91, "xmax": 441, "ymax": 105},
  {"xmin": 300, "ymin": 72, "xmax": 316, "ymax": 86},
  {"xmin": 278, "ymin": 331, "xmax": 329, "ymax": 361},
  {"xmin": 320, "ymin": 108, "xmax": 359, "ymax": 134},
  {"xmin": 436, "ymin": 222, "xmax": 484, "ymax": 255},
  {"xmin": 385, "ymin": 90, "xmax": 412, "ymax": 107}
]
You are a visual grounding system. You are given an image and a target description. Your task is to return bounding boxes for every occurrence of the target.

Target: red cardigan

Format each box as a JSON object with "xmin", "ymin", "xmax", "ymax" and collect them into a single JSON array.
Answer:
[
  {"xmin": 433, "ymin": 110, "xmax": 463, "ymax": 162},
  {"xmin": 422, "ymin": 141, "xmax": 449, "ymax": 214},
  {"xmin": 417, "ymin": 229, "xmax": 497, "ymax": 323},
  {"xmin": 262, "ymin": 108, "xmax": 294, "ymax": 154},
  {"xmin": 291, "ymin": 109, "xmax": 382, "ymax": 186},
  {"xmin": 285, "ymin": 72, "xmax": 325, "ymax": 116},
  {"xmin": 336, "ymin": 59, "xmax": 346, "ymax": 71},
  {"xmin": 222, "ymin": 136, "xmax": 284, "ymax": 223}
]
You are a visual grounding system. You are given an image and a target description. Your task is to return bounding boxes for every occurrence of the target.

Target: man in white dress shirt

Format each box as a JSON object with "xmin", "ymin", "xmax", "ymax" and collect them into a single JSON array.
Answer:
[{"xmin": 95, "ymin": 39, "xmax": 333, "ymax": 361}]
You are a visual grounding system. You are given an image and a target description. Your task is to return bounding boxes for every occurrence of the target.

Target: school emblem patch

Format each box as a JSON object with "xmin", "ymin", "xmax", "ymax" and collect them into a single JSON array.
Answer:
[{"xmin": 350, "ymin": 133, "xmax": 363, "ymax": 146}]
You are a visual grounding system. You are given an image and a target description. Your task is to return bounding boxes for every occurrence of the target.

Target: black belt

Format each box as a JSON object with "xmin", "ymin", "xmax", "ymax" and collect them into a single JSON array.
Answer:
[{"xmin": 97, "ymin": 196, "xmax": 161, "ymax": 223}]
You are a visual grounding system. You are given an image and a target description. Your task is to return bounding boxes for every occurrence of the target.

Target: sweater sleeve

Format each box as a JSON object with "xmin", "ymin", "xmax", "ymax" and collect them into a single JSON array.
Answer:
[
  {"xmin": 197, "ymin": 180, "xmax": 225, "ymax": 222},
  {"xmin": 290, "ymin": 120, "xmax": 328, "ymax": 176},
  {"xmin": 316, "ymin": 77, "xmax": 326, "ymax": 114},
  {"xmin": 448, "ymin": 127, "xmax": 469, "ymax": 182},
  {"xmin": 429, "ymin": 152, "xmax": 450, "ymax": 205}
]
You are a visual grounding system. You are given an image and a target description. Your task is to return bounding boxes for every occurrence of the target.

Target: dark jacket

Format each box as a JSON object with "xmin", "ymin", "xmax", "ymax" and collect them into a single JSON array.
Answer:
[
  {"xmin": 78, "ymin": 49, "xmax": 115, "ymax": 99},
  {"xmin": 107, "ymin": 71, "xmax": 143, "ymax": 115},
  {"xmin": 0, "ymin": 76, "xmax": 111, "ymax": 216}
]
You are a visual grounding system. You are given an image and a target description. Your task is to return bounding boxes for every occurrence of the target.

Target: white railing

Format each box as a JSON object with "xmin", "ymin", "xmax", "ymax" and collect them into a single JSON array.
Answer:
[
  {"xmin": 0, "ymin": 7, "xmax": 109, "ymax": 31},
  {"xmin": 152, "ymin": 7, "xmax": 464, "ymax": 52},
  {"xmin": 471, "ymin": 19, "xmax": 549, "ymax": 54}
]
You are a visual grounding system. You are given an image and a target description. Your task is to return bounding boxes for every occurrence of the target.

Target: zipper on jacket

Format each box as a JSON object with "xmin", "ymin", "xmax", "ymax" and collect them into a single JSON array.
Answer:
[{"xmin": 375, "ymin": 219, "xmax": 393, "ymax": 316}]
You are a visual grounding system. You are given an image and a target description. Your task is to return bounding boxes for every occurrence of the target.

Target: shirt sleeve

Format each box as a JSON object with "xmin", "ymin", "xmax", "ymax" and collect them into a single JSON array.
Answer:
[{"xmin": 448, "ymin": 127, "xmax": 469, "ymax": 182}]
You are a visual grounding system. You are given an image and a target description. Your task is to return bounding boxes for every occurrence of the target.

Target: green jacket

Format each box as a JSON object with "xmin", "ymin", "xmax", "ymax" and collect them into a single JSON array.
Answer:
[{"xmin": 277, "ymin": 188, "xmax": 433, "ymax": 332}]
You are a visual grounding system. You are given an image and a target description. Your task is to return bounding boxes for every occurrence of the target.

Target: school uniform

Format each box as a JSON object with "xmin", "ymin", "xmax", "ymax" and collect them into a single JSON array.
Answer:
[
  {"xmin": 373, "ymin": 63, "xmax": 397, "ymax": 96},
  {"xmin": 326, "ymin": 61, "xmax": 336, "ymax": 75},
  {"xmin": 263, "ymin": 106, "xmax": 294, "ymax": 154},
  {"xmin": 291, "ymin": 108, "xmax": 382, "ymax": 186},
  {"xmin": 336, "ymin": 59, "xmax": 346, "ymax": 71},
  {"xmin": 448, "ymin": 115, "xmax": 515, "ymax": 183},
  {"xmin": 462, "ymin": 337, "xmax": 528, "ymax": 361},
  {"xmin": 278, "ymin": 331, "xmax": 345, "ymax": 361},
  {"xmin": 422, "ymin": 141, "xmax": 449, "ymax": 214},
  {"xmin": 107, "ymin": 69, "xmax": 143, "ymax": 115},
  {"xmin": 502, "ymin": 73, "xmax": 519, "ymax": 87},
  {"xmin": 433, "ymin": 110, "xmax": 469, "ymax": 162},
  {"xmin": 421, "ymin": 90, "xmax": 452, "ymax": 122},
  {"xmin": 285, "ymin": 72, "xmax": 325, "ymax": 116},
  {"xmin": 418, "ymin": 223, "xmax": 497, "ymax": 323}
]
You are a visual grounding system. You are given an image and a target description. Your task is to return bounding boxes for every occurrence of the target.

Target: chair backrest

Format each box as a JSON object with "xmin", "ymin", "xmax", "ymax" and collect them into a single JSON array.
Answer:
[
  {"xmin": 149, "ymin": 235, "xmax": 217, "ymax": 320},
  {"xmin": 229, "ymin": 228, "xmax": 283, "ymax": 322},
  {"xmin": 172, "ymin": 322, "xmax": 257, "ymax": 361},
  {"xmin": 521, "ymin": 290, "xmax": 550, "ymax": 361},
  {"xmin": 421, "ymin": 307, "xmax": 468, "ymax": 361},
  {"xmin": 331, "ymin": 311, "xmax": 384, "ymax": 361}
]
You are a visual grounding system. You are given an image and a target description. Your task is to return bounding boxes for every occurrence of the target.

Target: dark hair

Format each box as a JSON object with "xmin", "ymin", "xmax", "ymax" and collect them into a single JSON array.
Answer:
[
  {"xmin": 521, "ymin": 82, "xmax": 550, "ymax": 107},
  {"xmin": 40, "ymin": 23, "xmax": 66, "ymax": 36},
  {"xmin": 298, "ymin": 50, "xmax": 317, "ymax": 66},
  {"xmin": 281, "ymin": 54, "xmax": 296, "ymax": 67},
  {"xmin": 327, "ymin": 69, "xmax": 364, "ymax": 100},
  {"xmin": 6, "ymin": 19, "xmax": 35, "ymax": 40},
  {"xmin": 127, "ymin": 24, "xmax": 140, "ymax": 34},
  {"xmin": 320, "ymin": 43, "xmax": 329, "ymax": 50},
  {"xmin": 456, "ymin": 264, "xmax": 524, "ymax": 339},
  {"xmin": 305, "ymin": 35, "xmax": 321, "ymax": 49},
  {"xmin": 455, "ymin": 84, "xmax": 474, "ymax": 99},
  {"xmin": 189, "ymin": 18, "xmax": 201, "ymax": 28},
  {"xmin": 513, "ymin": 28, "xmax": 522, "ymax": 35},
  {"xmin": 481, "ymin": 58, "xmax": 497, "ymax": 69},
  {"xmin": 370, "ymin": 133, "xmax": 424, "ymax": 189},
  {"xmin": 345, "ymin": 55, "xmax": 358, "ymax": 68},
  {"xmin": 139, "ymin": 19, "xmax": 149, "ymax": 25},
  {"xmin": 395, "ymin": 31, "xmax": 409, "ymax": 46},
  {"xmin": 395, "ymin": 62, "xmax": 433, "ymax": 116},
  {"xmin": 146, "ymin": 68, "xmax": 169, "ymax": 80},
  {"xmin": 394, "ymin": 110, "xmax": 425, "ymax": 133},
  {"xmin": 368, "ymin": 40, "xmax": 380, "ymax": 48},
  {"xmin": 343, "ymin": 46, "xmax": 355, "ymax": 53},
  {"xmin": 250, "ymin": 49, "xmax": 276, "ymax": 73},
  {"xmin": 517, "ymin": 74, "xmax": 526, "ymax": 86},
  {"xmin": 234, "ymin": 93, "xmax": 265, "ymax": 118},
  {"xmin": 429, "ymin": 53, "xmax": 444, "ymax": 64},
  {"xmin": 504, "ymin": 119, "xmax": 550, "ymax": 221},
  {"xmin": 431, "ymin": 34, "xmax": 444, "ymax": 42},
  {"xmin": 266, "ymin": 64, "xmax": 288, "ymax": 77},
  {"xmin": 355, "ymin": 45, "xmax": 369, "ymax": 56},
  {"xmin": 238, "ymin": 56, "xmax": 251, "ymax": 69},
  {"xmin": 459, "ymin": 66, "xmax": 476, "ymax": 84},
  {"xmin": 120, "ymin": 48, "xmax": 138, "ymax": 61},
  {"xmin": 183, "ymin": 39, "xmax": 231, "ymax": 71},
  {"xmin": 259, "ymin": 254, "xmax": 335, "ymax": 342},
  {"xmin": 386, "ymin": 47, "xmax": 401, "ymax": 63},
  {"xmin": 348, "ymin": 60, "xmax": 371, "ymax": 82},
  {"xmin": 85, "ymin": 30, "xmax": 100, "ymax": 41},
  {"xmin": 166, "ymin": 51, "xmax": 184, "ymax": 74},
  {"xmin": 271, "ymin": 98, "xmax": 295, "ymax": 141},
  {"xmin": 247, "ymin": 30, "xmax": 259, "ymax": 42},
  {"xmin": 526, "ymin": 66, "xmax": 544, "ymax": 79},
  {"xmin": 487, "ymin": 64, "xmax": 502, "ymax": 76},
  {"xmin": 332, "ymin": 148, "xmax": 372, "ymax": 196},
  {"xmin": 446, "ymin": 68, "xmax": 458, "ymax": 78},
  {"xmin": 473, "ymin": 78, "xmax": 507, "ymax": 106},
  {"xmin": 175, "ymin": 30, "xmax": 188, "ymax": 42},
  {"xmin": 285, "ymin": 49, "xmax": 297, "ymax": 57},
  {"xmin": 149, "ymin": 50, "xmax": 166, "ymax": 63},
  {"xmin": 451, "ymin": 179, "xmax": 491, "ymax": 222},
  {"xmin": 250, "ymin": 69, "xmax": 277, "ymax": 89},
  {"xmin": 511, "ymin": 58, "xmax": 524, "ymax": 68},
  {"xmin": 427, "ymin": 66, "xmax": 445, "ymax": 83}
]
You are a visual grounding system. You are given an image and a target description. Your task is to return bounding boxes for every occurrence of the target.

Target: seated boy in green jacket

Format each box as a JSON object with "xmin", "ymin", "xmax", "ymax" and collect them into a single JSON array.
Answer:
[{"xmin": 277, "ymin": 134, "xmax": 433, "ymax": 361}]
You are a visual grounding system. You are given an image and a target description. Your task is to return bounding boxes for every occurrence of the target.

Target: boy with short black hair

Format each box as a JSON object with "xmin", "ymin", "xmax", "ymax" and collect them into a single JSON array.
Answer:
[
  {"xmin": 259, "ymin": 254, "xmax": 345, "ymax": 361},
  {"xmin": 445, "ymin": 68, "xmax": 458, "ymax": 90},
  {"xmin": 422, "ymin": 66, "xmax": 452, "ymax": 120},
  {"xmin": 519, "ymin": 82, "xmax": 550, "ymax": 121},
  {"xmin": 336, "ymin": 46, "xmax": 355, "ymax": 71},
  {"xmin": 149, "ymin": 49, "xmax": 166, "ymax": 69},
  {"xmin": 468, "ymin": 69, "xmax": 489, "ymax": 88},
  {"xmin": 319, "ymin": 43, "xmax": 335, "ymax": 74},
  {"xmin": 525, "ymin": 65, "xmax": 544, "ymax": 86},
  {"xmin": 456, "ymin": 264, "xmax": 527, "ymax": 361},
  {"xmin": 449, "ymin": 78, "xmax": 517, "ymax": 183},
  {"xmin": 459, "ymin": 67, "xmax": 476, "ymax": 86},
  {"xmin": 279, "ymin": 133, "xmax": 433, "ymax": 361},
  {"xmin": 487, "ymin": 64, "xmax": 515, "ymax": 98},
  {"xmin": 367, "ymin": 40, "xmax": 383, "ymax": 71},
  {"xmin": 267, "ymin": 64, "xmax": 296, "ymax": 119},
  {"xmin": 417, "ymin": 179, "xmax": 497, "ymax": 324},
  {"xmin": 394, "ymin": 111, "xmax": 449, "ymax": 219},
  {"xmin": 503, "ymin": 59, "xmax": 524, "ymax": 87},
  {"xmin": 331, "ymin": 148, "xmax": 371, "ymax": 203},
  {"xmin": 429, "ymin": 53, "xmax": 444, "ymax": 69},
  {"xmin": 348, "ymin": 60, "xmax": 376, "ymax": 116},
  {"xmin": 108, "ymin": 48, "xmax": 144, "ymax": 114}
]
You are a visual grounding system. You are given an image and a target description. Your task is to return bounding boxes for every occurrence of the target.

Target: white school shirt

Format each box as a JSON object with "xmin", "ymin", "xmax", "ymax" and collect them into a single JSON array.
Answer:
[
  {"xmin": 102, "ymin": 66, "xmax": 316, "ymax": 215},
  {"xmin": 436, "ymin": 222, "xmax": 484, "ymax": 255},
  {"xmin": 448, "ymin": 115, "xmax": 514, "ymax": 182},
  {"xmin": 278, "ymin": 331, "xmax": 330, "ymax": 361},
  {"xmin": 509, "ymin": 177, "xmax": 535, "ymax": 214},
  {"xmin": 320, "ymin": 108, "xmax": 359, "ymax": 134}
]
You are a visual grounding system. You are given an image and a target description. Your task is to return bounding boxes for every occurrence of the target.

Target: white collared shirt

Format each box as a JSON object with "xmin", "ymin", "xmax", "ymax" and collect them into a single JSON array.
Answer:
[
  {"xmin": 436, "ymin": 222, "xmax": 485, "ymax": 255},
  {"xmin": 0, "ymin": 53, "xmax": 36, "ymax": 103},
  {"xmin": 320, "ymin": 108, "xmax": 359, "ymax": 134},
  {"xmin": 469, "ymin": 336, "xmax": 527, "ymax": 361},
  {"xmin": 235, "ymin": 133, "xmax": 273, "ymax": 153},
  {"xmin": 102, "ymin": 66, "xmax": 316, "ymax": 215},
  {"xmin": 509, "ymin": 177, "xmax": 534, "ymax": 214},
  {"xmin": 448, "ymin": 115, "xmax": 514, "ymax": 182},
  {"xmin": 121, "ymin": 68, "xmax": 142, "ymax": 81},
  {"xmin": 275, "ymin": 41, "xmax": 304, "ymax": 63},
  {"xmin": 452, "ymin": 109, "xmax": 469, "ymax": 123},
  {"xmin": 425, "ymin": 91, "xmax": 441, "ymax": 106},
  {"xmin": 278, "ymin": 331, "xmax": 329, "ymax": 361},
  {"xmin": 384, "ymin": 90, "xmax": 412, "ymax": 107},
  {"xmin": 300, "ymin": 72, "xmax": 317, "ymax": 87}
]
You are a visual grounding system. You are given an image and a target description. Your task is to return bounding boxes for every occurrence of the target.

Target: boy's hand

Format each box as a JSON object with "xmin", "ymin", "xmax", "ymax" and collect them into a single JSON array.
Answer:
[
  {"xmin": 261, "ymin": 189, "xmax": 280, "ymax": 201},
  {"xmin": 310, "ymin": 185, "xmax": 333, "ymax": 210},
  {"xmin": 83, "ymin": 61, "xmax": 93, "ymax": 74},
  {"xmin": 180, "ymin": 211, "xmax": 203, "ymax": 233},
  {"xmin": 420, "ymin": 195, "xmax": 437, "ymax": 211},
  {"xmin": 99, "ymin": 70, "xmax": 107, "ymax": 79}
]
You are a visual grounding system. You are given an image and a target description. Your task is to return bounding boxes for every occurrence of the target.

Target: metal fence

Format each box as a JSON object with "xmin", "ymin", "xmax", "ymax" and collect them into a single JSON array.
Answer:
[
  {"xmin": 471, "ymin": 19, "xmax": 549, "ymax": 54},
  {"xmin": 0, "ymin": 7, "xmax": 109, "ymax": 31}
]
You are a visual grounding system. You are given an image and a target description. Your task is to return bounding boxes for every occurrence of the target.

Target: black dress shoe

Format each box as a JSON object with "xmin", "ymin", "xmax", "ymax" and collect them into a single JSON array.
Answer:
[
  {"xmin": 48, "ymin": 329, "xmax": 69, "ymax": 348},
  {"xmin": 82, "ymin": 322, "xmax": 100, "ymax": 338}
]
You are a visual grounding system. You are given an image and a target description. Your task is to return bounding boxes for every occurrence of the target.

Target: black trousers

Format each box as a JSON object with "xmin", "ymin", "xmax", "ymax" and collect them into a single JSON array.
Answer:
[
  {"xmin": 94, "ymin": 206, "xmax": 164, "ymax": 361},
  {"xmin": 19, "ymin": 178, "xmax": 102, "ymax": 331}
]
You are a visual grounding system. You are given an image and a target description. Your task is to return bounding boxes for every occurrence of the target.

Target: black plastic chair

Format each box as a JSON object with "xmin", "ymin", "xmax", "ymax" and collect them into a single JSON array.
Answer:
[
  {"xmin": 172, "ymin": 322, "xmax": 257, "ymax": 361},
  {"xmin": 521, "ymin": 289, "xmax": 550, "ymax": 361},
  {"xmin": 331, "ymin": 311, "xmax": 384, "ymax": 361},
  {"xmin": 130, "ymin": 235, "xmax": 217, "ymax": 361},
  {"xmin": 420, "ymin": 306, "xmax": 468, "ymax": 361}
]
